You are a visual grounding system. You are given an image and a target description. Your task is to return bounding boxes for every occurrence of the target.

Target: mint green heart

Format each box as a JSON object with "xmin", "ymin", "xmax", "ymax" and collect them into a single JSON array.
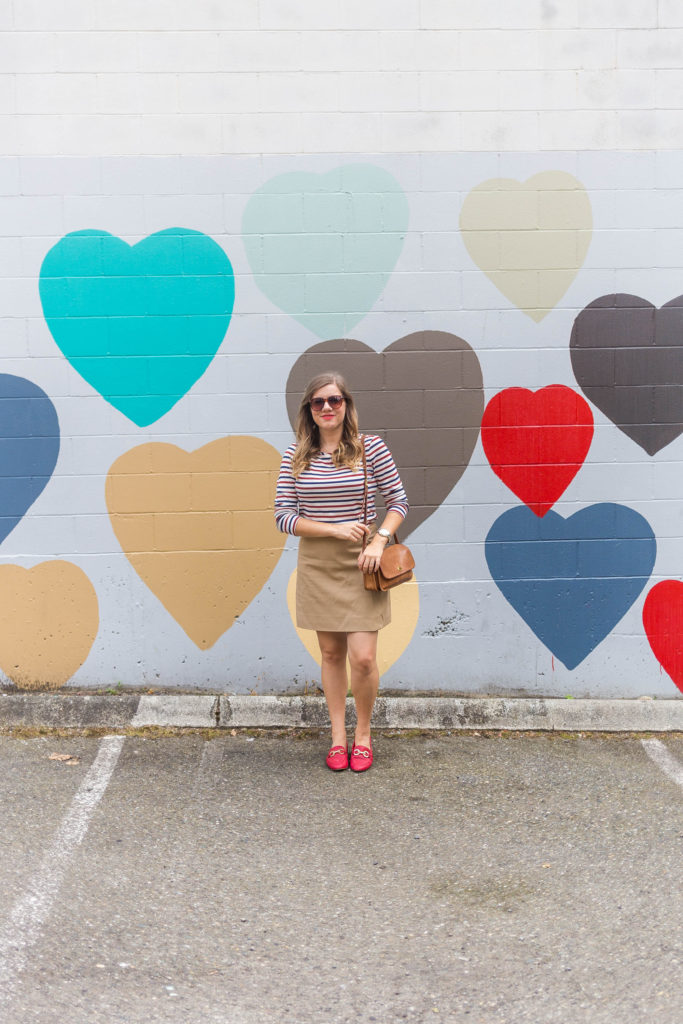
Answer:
[
  {"xmin": 242, "ymin": 164, "xmax": 408, "ymax": 339},
  {"xmin": 39, "ymin": 228, "xmax": 234, "ymax": 427}
]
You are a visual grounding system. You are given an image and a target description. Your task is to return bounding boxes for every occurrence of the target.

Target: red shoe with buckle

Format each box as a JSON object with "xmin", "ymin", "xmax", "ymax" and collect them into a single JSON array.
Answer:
[
  {"xmin": 350, "ymin": 742, "xmax": 373, "ymax": 773},
  {"xmin": 325, "ymin": 745, "xmax": 349, "ymax": 771}
]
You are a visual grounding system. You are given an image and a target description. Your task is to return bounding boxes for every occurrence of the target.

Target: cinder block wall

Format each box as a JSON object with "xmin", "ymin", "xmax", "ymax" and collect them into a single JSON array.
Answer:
[{"xmin": 0, "ymin": 0, "xmax": 682, "ymax": 697}]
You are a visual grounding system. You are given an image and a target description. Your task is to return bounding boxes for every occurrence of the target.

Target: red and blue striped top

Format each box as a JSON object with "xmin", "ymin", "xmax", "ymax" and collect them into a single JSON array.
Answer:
[{"xmin": 274, "ymin": 434, "xmax": 409, "ymax": 535}]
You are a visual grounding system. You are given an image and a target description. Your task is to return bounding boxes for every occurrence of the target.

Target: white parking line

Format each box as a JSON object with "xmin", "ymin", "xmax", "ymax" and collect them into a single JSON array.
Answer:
[
  {"xmin": 641, "ymin": 738, "xmax": 683, "ymax": 790},
  {"xmin": 0, "ymin": 735, "xmax": 125, "ymax": 1011}
]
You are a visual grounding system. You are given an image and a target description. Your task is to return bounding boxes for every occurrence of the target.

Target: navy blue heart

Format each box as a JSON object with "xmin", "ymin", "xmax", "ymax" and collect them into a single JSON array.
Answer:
[
  {"xmin": 485, "ymin": 504, "xmax": 656, "ymax": 669},
  {"xmin": 0, "ymin": 375, "xmax": 60, "ymax": 544}
]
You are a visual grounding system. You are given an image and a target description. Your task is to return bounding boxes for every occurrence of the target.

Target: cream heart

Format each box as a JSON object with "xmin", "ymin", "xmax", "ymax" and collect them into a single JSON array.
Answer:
[
  {"xmin": 106, "ymin": 437, "xmax": 286, "ymax": 649},
  {"xmin": 286, "ymin": 569, "xmax": 419, "ymax": 676},
  {"xmin": 0, "ymin": 561, "xmax": 98, "ymax": 690},
  {"xmin": 460, "ymin": 171, "xmax": 592, "ymax": 322}
]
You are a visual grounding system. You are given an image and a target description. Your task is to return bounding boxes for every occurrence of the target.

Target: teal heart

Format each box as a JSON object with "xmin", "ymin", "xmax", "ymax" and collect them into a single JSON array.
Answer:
[
  {"xmin": 242, "ymin": 164, "xmax": 408, "ymax": 339},
  {"xmin": 39, "ymin": 228, "xmax": 234, "ymax": 427}
]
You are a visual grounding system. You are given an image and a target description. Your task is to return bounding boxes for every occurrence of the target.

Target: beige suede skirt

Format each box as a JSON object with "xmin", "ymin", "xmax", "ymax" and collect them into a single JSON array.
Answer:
[{"xmin": 296, "ymin": 534, "xmax": 391, "ymax": 633}]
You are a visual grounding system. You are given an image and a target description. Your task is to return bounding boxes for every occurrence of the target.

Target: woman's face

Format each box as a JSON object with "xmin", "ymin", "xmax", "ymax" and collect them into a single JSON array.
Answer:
[{"xmin": 309, "ymin": 383, "xmax": 347, "ymax": 433}]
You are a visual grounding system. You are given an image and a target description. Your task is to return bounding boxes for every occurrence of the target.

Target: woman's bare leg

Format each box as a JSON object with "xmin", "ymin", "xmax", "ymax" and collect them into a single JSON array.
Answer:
[
  {"xmin": 316, "ymin": 631, "xmax": 349, "ymax": 748},
  {"xmin": 347, "ymin": 630, "xmax": 379, "ymax": 747}
]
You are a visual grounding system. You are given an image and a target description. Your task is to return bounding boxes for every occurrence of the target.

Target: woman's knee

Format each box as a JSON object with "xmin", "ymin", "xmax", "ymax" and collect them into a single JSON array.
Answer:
[
  {"xmin": 349, "ymin": 650, "xmax": 377, "ymax": 676},
  {"xmin": 318, "ymin": 641, "xmax": 347, "ymax": 666}
]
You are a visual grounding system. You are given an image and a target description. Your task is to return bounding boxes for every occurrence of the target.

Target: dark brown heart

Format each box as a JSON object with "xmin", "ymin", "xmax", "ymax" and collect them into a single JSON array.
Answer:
[
  {"xmin": 285, "ymin": 332, "xmax": 484, "ymax": 538},
  {"xmin": 571, "ymin": 293, "xmax": 683, "ymax": 456}
]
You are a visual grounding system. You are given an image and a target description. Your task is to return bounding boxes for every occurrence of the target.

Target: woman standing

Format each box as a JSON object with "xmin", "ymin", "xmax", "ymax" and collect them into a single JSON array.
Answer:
[{"xmin": 275, "ymin": 373, "xmax": 409, "ymax": 773}]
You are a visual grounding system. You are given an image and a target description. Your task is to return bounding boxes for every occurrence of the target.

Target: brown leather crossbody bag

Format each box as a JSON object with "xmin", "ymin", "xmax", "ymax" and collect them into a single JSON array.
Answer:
[{"xmin": 360, "ymin": 436, "xmax": 415, "ymax": 591}]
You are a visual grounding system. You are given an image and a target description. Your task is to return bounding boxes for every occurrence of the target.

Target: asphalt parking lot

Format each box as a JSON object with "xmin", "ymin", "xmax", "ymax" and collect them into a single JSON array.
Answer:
[{"xmin": 0, "ymin": 731, "xmax": 681, "ymax": 1024}]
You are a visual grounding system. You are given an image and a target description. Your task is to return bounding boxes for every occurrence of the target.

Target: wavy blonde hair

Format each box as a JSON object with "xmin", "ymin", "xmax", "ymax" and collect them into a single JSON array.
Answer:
[{"xmin": 290, "ymin": 372, "xmax": 364, "ymax": 478}]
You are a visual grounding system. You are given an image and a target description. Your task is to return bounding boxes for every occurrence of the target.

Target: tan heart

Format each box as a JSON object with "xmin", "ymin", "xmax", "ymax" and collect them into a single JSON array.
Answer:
[
  {"xmin": 0, "ymin": 561, "xmax": 98, "ymax": 690},
  {"xmin": 286, "ymin": 569, "xmax": 420, "ymax": 676},
  {"xmin": 106, "ymin": 437, "xmax": 286, "ymax": 649},
  {"xmin": 460, "ymin": 171, "xmax": 592, "ymax": 322}
]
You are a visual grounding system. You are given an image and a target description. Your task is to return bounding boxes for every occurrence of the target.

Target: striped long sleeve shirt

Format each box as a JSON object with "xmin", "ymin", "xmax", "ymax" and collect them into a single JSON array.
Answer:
[{"xmin": 274, "ymin": 434, "xmax": 409, "ymax": 535}]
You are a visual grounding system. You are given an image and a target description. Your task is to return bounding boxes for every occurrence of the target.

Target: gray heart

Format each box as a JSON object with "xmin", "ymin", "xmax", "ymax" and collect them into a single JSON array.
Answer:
[
  {"xmin": 570, "ymin": 293, "xmax": 683, "ymax": 456},
  {"xmin": 285, "ymin": 332, "xmax": 484, "ymax": 538}
]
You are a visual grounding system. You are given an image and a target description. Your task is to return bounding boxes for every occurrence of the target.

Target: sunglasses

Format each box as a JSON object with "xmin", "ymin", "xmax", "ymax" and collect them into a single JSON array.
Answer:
[{"xmin": 310, "ymin": 395, "xmax": 345, "ymax": 412}]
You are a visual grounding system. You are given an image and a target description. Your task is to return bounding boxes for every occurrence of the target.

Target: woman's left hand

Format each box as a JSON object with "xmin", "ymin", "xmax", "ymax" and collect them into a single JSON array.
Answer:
[{"xmin": 358, "ymin": 537, "xmax": 386, "ymax": 574}]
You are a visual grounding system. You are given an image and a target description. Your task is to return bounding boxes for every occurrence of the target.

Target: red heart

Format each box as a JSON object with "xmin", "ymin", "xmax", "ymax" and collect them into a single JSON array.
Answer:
[
  {"xmin": 481, "ymin": 385, "xmax": 594, "ymax": 517},
  {"xmin": 643, "ymin": 581, "xmax": 683, "ymax": 693}
]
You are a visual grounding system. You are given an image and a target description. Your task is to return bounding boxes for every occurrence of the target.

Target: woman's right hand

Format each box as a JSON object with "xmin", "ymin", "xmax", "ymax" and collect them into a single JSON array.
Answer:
[{"xmin": 333, "ymin": 521, "xmax": 370, "ymax": 543}]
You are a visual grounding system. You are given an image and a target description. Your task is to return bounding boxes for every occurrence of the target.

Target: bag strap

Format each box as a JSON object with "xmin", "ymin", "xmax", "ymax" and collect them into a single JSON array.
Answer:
[
  {"xmin": 361, "ymin": 434, "xmax": 369, "ymax": 551},
  {"xmin": 360, "ymin": 435, "xmax": 400, "ymax": 551}
]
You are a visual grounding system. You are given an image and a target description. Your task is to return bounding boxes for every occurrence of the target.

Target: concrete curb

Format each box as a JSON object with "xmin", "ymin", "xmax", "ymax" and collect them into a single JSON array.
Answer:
[{"xmin": 0, "ymin": 693, "xmax": 681, "ymax": 731}]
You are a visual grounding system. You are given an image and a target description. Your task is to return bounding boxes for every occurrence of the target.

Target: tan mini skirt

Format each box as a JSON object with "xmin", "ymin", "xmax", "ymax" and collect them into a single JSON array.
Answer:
[{"xmin": 296, "ymin": 534, "xmax": 391, "ymax": 633}]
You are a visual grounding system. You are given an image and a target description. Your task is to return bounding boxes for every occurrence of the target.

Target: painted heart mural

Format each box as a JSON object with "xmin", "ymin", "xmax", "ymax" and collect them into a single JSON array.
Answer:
[
  {"xmin": 481, "ymin": 385, "xmax": 594, "ymax": 516},
  {"xmin": 285, "ymin": 332, "xmax": 484, "ymax": 538},
  {"xmin": 642, "ymin": 581, "xmax": 683, "ymax": 693},
  {"xmin": 571, "ymin": 293, "xmax": 683, "ymax": 456},
  {"xmin": 486, "ymin": 504, "xmax": 656, "ymax": 669},
  {"xmin": 105, "ymin": 436, "xmax": 286, "ymax": 649},
  {"xmin": 0, "ymin": 561, "xmax": 99, "ymax": 689},
  {"xmin": 39, "ymin": 228, "xmax": 235, "ymax": 427},
  {"xmin": 242, "ymin": 164, "xmax": 408, "ymax": 339},
  {"xmin": 460, "ymin": 171, "xmax": 592, "ymax": 322},
  {"xmin": 0, "ymin": 375, "xmax": 60, "ymax": 543}
]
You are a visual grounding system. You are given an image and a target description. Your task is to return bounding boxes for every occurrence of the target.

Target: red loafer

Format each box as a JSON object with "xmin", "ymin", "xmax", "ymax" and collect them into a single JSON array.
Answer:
[
  {"xmin": 325, "ymin": 745, "xmax": 349, "ymax": 771},
  {"xmin": 349, "ymin": 743, "xmax": 373, "ymax": 773}
]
